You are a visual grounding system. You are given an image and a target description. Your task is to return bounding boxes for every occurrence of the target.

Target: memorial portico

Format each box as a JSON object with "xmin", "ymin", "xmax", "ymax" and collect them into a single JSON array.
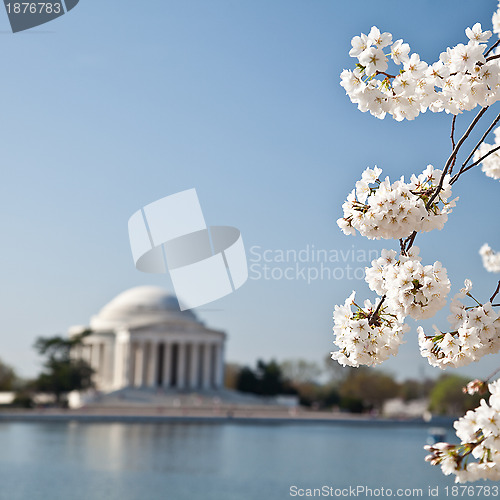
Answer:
[{"xmin": 70, "ymin": 286, "xmax": 226, "ymax": 392}]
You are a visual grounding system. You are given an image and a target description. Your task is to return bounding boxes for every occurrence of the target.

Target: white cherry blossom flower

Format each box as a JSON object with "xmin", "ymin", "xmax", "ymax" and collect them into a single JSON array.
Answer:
[
  {"xmin": 358, "ymin": 46, "xmax": 388, "ymax": 76},
  {"xmin": 480, "ymin": 243, "xmax": 500, "ymax": 272},
  {"xmin": 466, "ymin": 23, "xmax": 492, "ymax": 43},
  {"xmin": 390, "ymin": 39, "xmax": 410, "ymax": 64},
  {"xmin": 367, "ymin": 26, "xmax": 392, "ymax": 49},
  {"xmin": 349, "ymin": 33, "xmax": 370, "ymax": 58}
]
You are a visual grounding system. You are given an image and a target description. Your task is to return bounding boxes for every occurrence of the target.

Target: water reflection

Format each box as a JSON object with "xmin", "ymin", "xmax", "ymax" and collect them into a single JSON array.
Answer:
[
  {"xmin": 0, "ymin": 422, "xmax": 466, "ymax": 500},
  {"xmin": 65, "ymin": 422, "xmax": 225, "ymax": 473}
]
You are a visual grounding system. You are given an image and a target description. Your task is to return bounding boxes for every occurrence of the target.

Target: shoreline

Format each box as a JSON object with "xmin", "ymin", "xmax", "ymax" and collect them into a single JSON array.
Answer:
[{"xmin": 0, "ymin": 408, "xmax": 455, "ymax": 426}]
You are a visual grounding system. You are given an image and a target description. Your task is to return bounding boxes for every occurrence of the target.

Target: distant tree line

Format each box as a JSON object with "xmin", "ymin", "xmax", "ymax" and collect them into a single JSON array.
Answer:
[
  {"xmin": 225, "ymin": 357, "xmax": 485, "ymax": 416},
  {"xmin": 0, "ymin": 344, "xmax": 486, "ymax": 414}
]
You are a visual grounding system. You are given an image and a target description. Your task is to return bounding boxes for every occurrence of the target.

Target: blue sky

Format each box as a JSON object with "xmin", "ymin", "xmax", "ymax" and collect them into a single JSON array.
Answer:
[{"xmin": 0, "ymin": 0, "xmax": 499, "ymax": 382}]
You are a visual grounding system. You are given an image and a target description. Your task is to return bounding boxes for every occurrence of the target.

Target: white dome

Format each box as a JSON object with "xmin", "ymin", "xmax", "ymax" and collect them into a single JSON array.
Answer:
[{"xmin": 90, "ymin": 286, "xmax": 199, "ymax": 330}]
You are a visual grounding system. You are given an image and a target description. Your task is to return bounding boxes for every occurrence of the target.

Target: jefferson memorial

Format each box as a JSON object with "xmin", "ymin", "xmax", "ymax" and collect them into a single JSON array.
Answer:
[{"xmin": 70, "ymin": 286, "xmax": 226, "ymax": 392}]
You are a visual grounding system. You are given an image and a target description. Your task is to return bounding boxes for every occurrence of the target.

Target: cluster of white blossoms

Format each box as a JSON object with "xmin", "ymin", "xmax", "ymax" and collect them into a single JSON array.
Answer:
[
  {"xmin": 473, "ymin": 126, "xmax": 500, "ymax": 180},
  {"xmin": 365, "ymin": 247, "xmax": 451, "ymax": 320},
  {"xmin": 338, "ymin": 165, "xmax": 456, "ymax": 240},
  {"xmin": 418, "ymin": 280, "xmax": 500, "ymax": 369},
  {"xmin": 425, "ymin": 379, "xmax": 500, "ymax": 483},
  {"xmin": 480, "ymin": 243, "xmax": 500, "ymax": 272},
  {"xmin": 332, "ymin": 247, "xmax": 451, "ymax": 367},
  {"xmin": 340, "ymin": 22, "xmax": 500, "ymax": 120},
  {"xmin": 336, "ymin": 1, "xmax": 500, "ymax": 485},
  {"xmin": 331, "ymin": 291, "xmax": 409, "ymax": 367}
]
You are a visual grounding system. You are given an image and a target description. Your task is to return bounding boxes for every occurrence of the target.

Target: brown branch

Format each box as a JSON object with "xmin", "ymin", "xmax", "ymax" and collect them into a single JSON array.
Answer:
[
  {"xmin": 402, "ymin": 230, "xmax": 418, "ymax": 254},
  {"xmin": 449, "ymin": 115, "xmax": 457, "ymax": 174},
  {"xmin": 451, "ymin": 143, "xmax": 500, "ymax": 184},
  {"xmin": 368, "ymin": 295, "xmax": 386, "ymax": 326},
  {"xmin": 399, "ymin": 107, "xmax": 497, "ymax": 254},
  {"xmin": 450, "ymin": 111, "xmax": 500, "ymax": 184},
  {"xmin": 402, "ymin": 108, "xmax": 489, "ymax": 254},
  {"xmin": 485, "ymin": 39, "xmax": 500, "ymax": 57},
  {"xmin": 486, "ymin": 53, "xmax": 500, "ymax": 63},
  {"xmin": 426, "ymin": 106, "xmax": 489, "ymax": 209},
  {"xmin": 490, "ymin": 280, "xmax": 500, "ymax": 304},
  {"xmin": 375, "ymin": 70, "xmax": 396, "ymax": 79}
]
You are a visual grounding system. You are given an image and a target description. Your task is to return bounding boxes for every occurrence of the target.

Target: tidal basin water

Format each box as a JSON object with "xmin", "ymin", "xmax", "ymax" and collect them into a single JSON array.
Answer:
[{"xmin": 0, "ymin": 420, "xmax": 486, "ymax": 499}]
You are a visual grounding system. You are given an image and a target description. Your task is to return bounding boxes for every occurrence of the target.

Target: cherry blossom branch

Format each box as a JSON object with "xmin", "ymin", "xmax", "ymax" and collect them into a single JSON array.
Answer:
[
  {"xmin": 449, "ymin": 115, "xmax": 457, "ymax": 174},
  {"xmin": 338, "ymin": 17, "xmax": 500, "ymax": 485},
  {"xmin": 400, "ymin": 108, "xmax": 492, "ymax": 255},
  {"xmin": 452, "ymin": 143, "xmax": 500, "ymax": 183},
  {"xmin": 368, "ymin": 295, "xmax": 386, "ymax": 326},
  {"xmin": 462, "ymin": 111, "xmax": 500, "ymax": 165},
  {"xmin": 399, "ymin": 238, "xmax": 405, "ymax": 254},
  {"xmin": 401, "ymin": 231, "xmax": 417, "ymax": 255},
  {"xmin": 490, "ymin": 280, "xmax": 500, "ymax": 304},
  {"xmin": 374, "ymin": 70, "xmax": 397, "ymax": 79},
  {"xmin": 486, "ymin": 53, "xmax": 500, "ymax": 63},
  {"xmin": 485, "ymin": 38, "xmax": 500, "ymax": 57},
  {"xmin": 450, "ymin": 110, "xmax": 500, "ymax": 184},
  {"xmin": 426, "ymin": 106, "xmax": 489, "ymax": 209}
]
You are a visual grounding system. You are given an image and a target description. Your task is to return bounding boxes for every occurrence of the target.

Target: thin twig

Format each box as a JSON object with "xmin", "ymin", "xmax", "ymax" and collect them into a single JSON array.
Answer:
[
  {"xmin": 485, "ymin": 38, "xmax": 500, "ymax": 57},
  {"xmin": 490, "ymin": 280, "xmax": 500, "ymax": 304},
  {"xmin": 402, "ymin": 230, "xmax": 418, "ymax": 254},
  {"xmin": 426, "ymin": 106, "xmax": 489, "ymax": 209},
  {"xmin": 403, "ymin": 108, "xmax": 489, "ymax": 255},
  {"xmin": 449, "ymin": 115, "xmax": 457, "ymax": 174},
  {"xmin": 462, "ymin": 112, "xmax": 500, "ymax": 167},
  {"xmin": 375, "ymin": 70, "xmax": 396, "ymax": 79},
  {"xmin": 451, "ymin": 143, "xmax": 500, "ymax": 184},
  {"xmin": 452, "ymin": 113, "xmax": 500, "ymax": 182},
  {"xmin": 368, "ymin": 295, "xmax": 386, "ymax": 326},
  {"xmin": 486, "ymin": 53, "xmax": 500, "ymax": 63}
]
